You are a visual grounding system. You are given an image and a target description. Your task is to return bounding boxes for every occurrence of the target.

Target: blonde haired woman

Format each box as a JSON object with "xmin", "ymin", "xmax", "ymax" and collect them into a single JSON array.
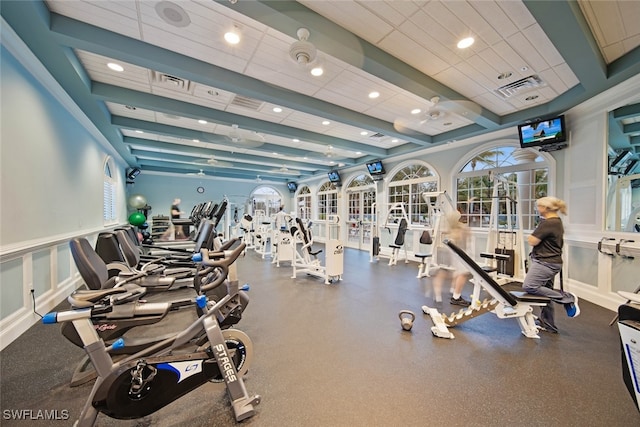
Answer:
[{"xmin": 522, "ymin": 196, "xmax": 579, "ymax": 333}]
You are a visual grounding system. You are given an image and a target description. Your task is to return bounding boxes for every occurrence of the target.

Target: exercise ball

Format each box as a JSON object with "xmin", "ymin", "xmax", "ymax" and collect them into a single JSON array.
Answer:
[
  {"xmin": 128, "ymin": 212, "xmax": 146, "ymax": 226},
  {"xmin": 128, "ymin": 194, "xmax": 147, "ymax": 209}
]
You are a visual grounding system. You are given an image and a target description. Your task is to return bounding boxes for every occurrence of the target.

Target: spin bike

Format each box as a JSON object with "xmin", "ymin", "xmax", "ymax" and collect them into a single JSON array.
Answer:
[{"xmin": 44, "ymin": 247, "xmax": 260, "ymax": 425}]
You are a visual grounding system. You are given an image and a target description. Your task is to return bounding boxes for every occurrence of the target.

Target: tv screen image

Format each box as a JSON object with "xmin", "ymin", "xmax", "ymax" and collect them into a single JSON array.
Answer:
[
  {"xmin": 518, "ymin": 115, "xmax": 566, "ymax": 148},
  {"xmin": 366, "ymin": 160, "xmax": 385, "ymax": 175},
  {"xmin": 328, "ymin": 170, "xmax": 341, "ymax": 183}
]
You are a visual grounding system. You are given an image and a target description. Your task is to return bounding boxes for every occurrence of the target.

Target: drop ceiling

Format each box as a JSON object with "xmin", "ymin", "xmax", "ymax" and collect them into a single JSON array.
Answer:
[{"xmin": 2, "ymin": 0, "xmax": 639, "ymax": 183}]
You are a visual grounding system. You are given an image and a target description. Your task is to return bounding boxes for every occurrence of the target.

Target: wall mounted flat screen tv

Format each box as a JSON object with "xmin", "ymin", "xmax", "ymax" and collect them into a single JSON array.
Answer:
[
  {"xmin": 287, "ymin": 182, "xmax": 297, "ymax": 192},
  {"xmin": 366, "ymin": 159, "xmax": 385, "ymax": 175},
  {"xmin": 518, "ymin": 115, "xmax": 567, "ymax": 148},
  {"xmin": 327, "ymin": 170, "xmax": 341, "ymax": 183}
]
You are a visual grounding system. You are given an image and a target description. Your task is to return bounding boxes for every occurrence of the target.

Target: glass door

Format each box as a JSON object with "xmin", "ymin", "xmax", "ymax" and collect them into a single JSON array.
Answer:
[{"xmin": 346, "ymin": 189, "xmax": 375, "ymax": 250}]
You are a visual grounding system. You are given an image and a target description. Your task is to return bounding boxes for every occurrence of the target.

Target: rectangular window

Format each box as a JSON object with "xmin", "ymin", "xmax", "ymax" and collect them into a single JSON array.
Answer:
[
  {"xmin": 318, "ymin": 193, "xmax": 337, "ymax": 220},
  {"xmin": 297, "ymin": 194, "xmax": 311, "ymax": 221}
]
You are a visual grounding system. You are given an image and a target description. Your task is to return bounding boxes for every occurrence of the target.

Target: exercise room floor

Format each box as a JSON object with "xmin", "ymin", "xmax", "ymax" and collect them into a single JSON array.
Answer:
[{"xmin": 1, "ymin": 248, "xmax": 639, "ymax": 426}]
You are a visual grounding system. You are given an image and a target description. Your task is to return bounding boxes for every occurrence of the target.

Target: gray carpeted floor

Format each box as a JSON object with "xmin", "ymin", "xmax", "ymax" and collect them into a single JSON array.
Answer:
[{"xmin": 1, "ymin": 248, "xmax": 639, "ymax": 426}]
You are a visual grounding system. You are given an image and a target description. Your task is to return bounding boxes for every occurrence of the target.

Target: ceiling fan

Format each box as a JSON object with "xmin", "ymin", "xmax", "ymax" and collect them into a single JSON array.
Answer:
[
  {"xmin": 226, "ymin": 124, "xmax": 265, "ymax": 148},
  {"xmin": 195, "ymin": 156, "xmax": 233, "ymax": 168},
  {"xmin": 305, "ymin": 145, "xmax": 345, "ymax": 161},
  {"xmin": 269, "ymin": 165, "xmax": 301, "ymax": 175},
  {"xmin": 393, "ymin": 96, "xmax": 483, "ymax": 135},
  {"xmin": 289, "ymin": 28, "xmax": 317, "ymax": 66}
]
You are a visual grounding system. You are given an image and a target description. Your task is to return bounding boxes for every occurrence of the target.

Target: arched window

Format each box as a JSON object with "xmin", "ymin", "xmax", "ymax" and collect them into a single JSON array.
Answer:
[
  {"xmin": 251, "ymin": 186, "xmax": 282, "ymax": 218},
  {"xmin": 317, "ymin": 181, "xmax": 338, "ymax": 220},
  {"xmin": 103, "ymin": 157, "xmax": 117, "ymax": 224},
  {"xmin": 296, "ymin": 185, "xmax": 312, "ymax": 221},
  {"xmin": 456, "ymin": 145, "xmax": 550, "ymax": 230},
  {"xmin": 387, "ymin": 162, "xmax": 439, "ymax": 225}
]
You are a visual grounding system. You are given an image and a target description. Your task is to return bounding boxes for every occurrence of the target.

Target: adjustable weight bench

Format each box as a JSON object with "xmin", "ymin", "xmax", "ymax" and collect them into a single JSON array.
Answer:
[{"xmin": 424, "ymin": 240, "xmax": 550, "ymax": 339}]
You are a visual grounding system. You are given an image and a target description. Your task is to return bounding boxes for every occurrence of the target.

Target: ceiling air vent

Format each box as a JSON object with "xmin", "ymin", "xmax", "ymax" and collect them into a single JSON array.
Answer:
[
  {"xmin": 495, "ymin": 75, "xmax": 545, "ymax": 98},
  {"xmin": 150, "ymin": 71, "xmax": 194, "ymax": 94},
  {"xmin": 230, "ymin": 94, "xmax": 264, "ymax": 111}
]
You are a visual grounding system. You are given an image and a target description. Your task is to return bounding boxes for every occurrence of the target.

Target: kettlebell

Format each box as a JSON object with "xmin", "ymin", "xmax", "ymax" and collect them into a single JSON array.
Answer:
[{"xmin": 398, "ymin": 310, "xmax": 415, "ymax": 331}]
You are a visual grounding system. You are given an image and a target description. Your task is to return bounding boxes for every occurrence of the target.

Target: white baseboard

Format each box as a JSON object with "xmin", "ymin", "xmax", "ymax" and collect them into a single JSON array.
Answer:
[{"xmin": 0, "ymin": 277, "xmax": 82, "ymax": 351}]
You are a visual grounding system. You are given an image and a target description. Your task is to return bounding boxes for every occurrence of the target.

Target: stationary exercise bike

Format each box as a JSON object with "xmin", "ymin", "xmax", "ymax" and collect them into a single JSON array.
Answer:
[
  {"xmin": 63, "ymin": 238, "xmax": 250, "ymax": 386},
  {"xmin": 43, "ymin": 248, "xmax": 260, "ymax": 425}
]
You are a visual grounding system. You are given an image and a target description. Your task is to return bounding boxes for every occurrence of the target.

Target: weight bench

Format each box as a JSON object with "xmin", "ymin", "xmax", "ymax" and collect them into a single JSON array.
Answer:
[{"xmin": 424, "ymin": 240, "xmax": 550, "ymax": 339}]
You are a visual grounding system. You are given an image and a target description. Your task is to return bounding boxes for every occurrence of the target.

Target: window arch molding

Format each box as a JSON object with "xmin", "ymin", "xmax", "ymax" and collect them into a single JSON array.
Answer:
[
  {"xmin": 449, "ymin": 139, "xmax": 556, "ymax": 182},
  {"xmin": 451, "ymin": 139, "xmax": 557, "ymax": 230},
  {"xmin": 386, "ymin": 159, "xmax": 440, "ymax": 225},
  {"xmin": 250, "ymin": 185, "xmax": 283, "ymax": 218},
  {"xmin": 344, "ymin": 172, "xmax": 376, "ymax": 191}
]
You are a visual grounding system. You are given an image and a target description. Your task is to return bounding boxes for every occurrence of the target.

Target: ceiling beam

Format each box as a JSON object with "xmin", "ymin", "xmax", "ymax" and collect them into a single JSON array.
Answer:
[
  {"xmin": 48, "ymin": 12, "xmax": 433, "ymax": 146},
  {"xmin": 132, "ymin": 150, "xmax": 311, "ymax": 178},
  {"xmin": 92, "ymin": 82, "xmax": 388, "ymax": 157},
  {"xmin": 137, "ymin": 162, "xmax": 287, "ymax": 182},
  {"xmin": 613, "ymin": 103, "xmax": 640, "ymax": 121},
  {"xmin": 125, "ymin": 141, "xmax": 324, "ymax": 173},
  {"xmin": 123, "ymin": 136, "xmax": 331, "ymax": 170},
  {"xmin": 112, "ymin": 116, "xmax": 356, "ymax": 165},
  {"xmin": 217, "ymin": 0, "xmax": 501, "ymax": 131}
]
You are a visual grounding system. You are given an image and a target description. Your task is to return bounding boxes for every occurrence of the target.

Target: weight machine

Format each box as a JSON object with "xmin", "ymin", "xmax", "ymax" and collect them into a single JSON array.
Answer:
[
  {"xmin": 291, "ymin": 216, "xmax": 343, "ymax": 284},
  {"xmin": 253, "ymin": 210, "xmax": 272, "ymax": 259},
  {"xmin": 370, "ymin": 203, "xmax": 410, "ymax": 266},
  {"xmin": 480, "ymin": 173, "xmax": 526, "ymax": 284},
  {"xmin": 272, "ymin": 214, "xmax": 296, "ymax": 267},
  {"xmin": 416, "ymin": 191, "xmax": 457, "ymax": 278}
]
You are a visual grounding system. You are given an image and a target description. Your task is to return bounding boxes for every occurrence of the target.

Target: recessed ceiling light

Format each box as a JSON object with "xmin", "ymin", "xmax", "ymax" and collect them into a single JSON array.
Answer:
[
  {"xmin": 107, "ymin": 62, "xmax": 124, "ymax": 72},
  {"xmin": 207, "ymin": 89, "xmax": 219, "ymax": 96},
  {"xmin": 355, "ymin": 151, "xmax": 362, "ymax": 155},
  {"xmin": 497, "ymin": 71, "xmax": 513, "ymax": 80},
  {"xmin": 310, "ymin": 66, "xmax": 324, "ymax": 77},
  {"xmin": 224, "ymin": 25, "xmax": 241, "ymax": 44},
  {"xmin": 292, "ymin": 138, "xmax": 300, "ymax": 142},
  {"xmin": 525, "ymin": 95, "xmax": 539, "ymax": 101},
  {"xmin": 135, "ymin": 130, "xmax": 143, "ymax": 134},
  {"xmin": 411, "ymin": 109, "xmax": 421, "ymax": 115},
  {"xmin": 443, "ymin": 122, "xmax": 453, "ymax": 126},
  {"xmin": 457, "ymin": 37, "xmax": 474, "ymax": 49},
  {"xmin": 391, "ymin": 139, "xmax": 399, "ymax": 143},
  {"xmin": 273, "ymin": 107, "xmax": 282, "ymax": 113},
  {"xmin": 198, "ymin": 119, "xmax": 207, "ymax": 124},
  {"xmin": 369, "ymin": 91, "xmax": 380, "ymax": 99},
  {"xmin": 125, "ymin": 105, "xmax": 136, "ymax": 110},
  {"xmin": 322, "ymin": 120, "xmax": 330, "ymax": 125},
  {"xmin": 360, "ymin": 131, "xmax": 368, "ymax": 136},
  {"xmin": 193, "ymin": 139, "xmax": 200, "ymax": 142}
]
